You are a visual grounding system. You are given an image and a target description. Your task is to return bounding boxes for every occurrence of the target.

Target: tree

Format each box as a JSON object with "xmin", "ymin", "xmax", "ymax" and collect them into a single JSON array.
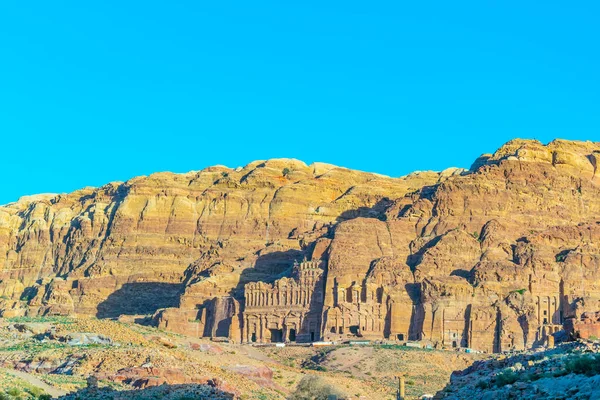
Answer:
[{"xmin": 282, "ymin": 167, "xmax": 291, "ymax": 177}]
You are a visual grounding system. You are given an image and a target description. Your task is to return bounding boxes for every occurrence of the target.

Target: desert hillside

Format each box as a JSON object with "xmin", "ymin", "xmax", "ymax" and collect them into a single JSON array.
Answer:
[{"xmin": 0, "ymin": 315, "xmax": 484, "ymax": 399}]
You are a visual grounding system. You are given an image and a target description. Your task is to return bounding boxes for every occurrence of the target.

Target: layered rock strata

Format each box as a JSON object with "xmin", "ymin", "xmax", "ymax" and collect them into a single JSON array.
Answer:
[{"xmin": 3, "ymin": 139, "xmax": 600, "ymax": 352}]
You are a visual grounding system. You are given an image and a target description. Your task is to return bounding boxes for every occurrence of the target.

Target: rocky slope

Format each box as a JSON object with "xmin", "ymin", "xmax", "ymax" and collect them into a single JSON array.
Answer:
[
  {"xmin": 2, "ymin": 139, "xmax": 600, "ymax": 354},
  {"xmin": 435, "ymin": 340, "xmax": 600, "ymax": 399}
]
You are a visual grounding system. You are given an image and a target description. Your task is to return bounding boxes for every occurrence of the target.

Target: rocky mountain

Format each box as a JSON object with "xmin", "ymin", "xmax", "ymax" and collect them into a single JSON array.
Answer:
[{"xmin": 1, "ymin": 139, "xmax": 600, "ymax": 354}]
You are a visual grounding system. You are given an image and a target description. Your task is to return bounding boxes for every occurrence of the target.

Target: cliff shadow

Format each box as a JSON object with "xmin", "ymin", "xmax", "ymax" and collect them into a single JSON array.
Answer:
[
  {"xmin": 405, "ymin": 283, "xmax": 425, "ymax": 340},
  {"xmin": 96, "ymin": 282, "xmax": 184, "ymax": 319},
  {"xmin": 233, "ymin": 249, "xmax": 307, "ymax": 298},
  {"xmin": 450, "ymin": 269, "xmax": 471, "ymax": 280},
  {"xmin": 335, "ymin": 197, "xmax": 393, "ymax": 223},
  {"xmin": 461, "ymin": 304, "xmax": 472, "ymax": 348},
  {"xmin": 196, "ymin": 297, "xmax": 238, "ymax": 338},
  {"xmin": 406, "ymin": 235, "xmax": 442, "ymax": 272}
]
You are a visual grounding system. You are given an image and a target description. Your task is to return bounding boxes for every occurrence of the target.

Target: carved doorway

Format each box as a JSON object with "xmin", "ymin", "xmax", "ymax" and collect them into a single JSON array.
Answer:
[{"xmin": 270, "ymin": 329, "xmax": 283, "ymax": 343}]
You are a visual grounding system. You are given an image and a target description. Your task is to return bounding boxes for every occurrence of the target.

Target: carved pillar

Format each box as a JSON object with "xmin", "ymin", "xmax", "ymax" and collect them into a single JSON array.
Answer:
[
  {"xmin": 260, "ymin": 315, "xmax": 265, "ymax": 343},
  {"xmin": 245, "ymin": 316, "xmax": 250, "ymax": 343}
]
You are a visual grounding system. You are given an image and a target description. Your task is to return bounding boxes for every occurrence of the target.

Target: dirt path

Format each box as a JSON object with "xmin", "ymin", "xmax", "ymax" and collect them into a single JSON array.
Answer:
[
  {"xmin": 238, "ymin": 345, "xmax": 279, "ymax": 363},
  {"xmin": 2, "ymin": 368, "xmax": 67, "ymax": 398}
]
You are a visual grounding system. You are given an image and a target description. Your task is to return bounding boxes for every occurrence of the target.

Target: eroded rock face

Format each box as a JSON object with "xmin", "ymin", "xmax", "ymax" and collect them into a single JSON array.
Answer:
[{"xmin": 3, "ymin": 139, "xmax": 600, "ymax": 353}]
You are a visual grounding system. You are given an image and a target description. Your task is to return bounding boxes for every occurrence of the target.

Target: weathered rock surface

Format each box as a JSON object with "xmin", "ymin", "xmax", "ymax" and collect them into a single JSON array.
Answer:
[
  {"xmin": 3, "ymin": 139, "xmax": 600, "ymax": 353},
  {"xmin": 436, "ymin": 341, "xmax": 600, "ymax": 399}
]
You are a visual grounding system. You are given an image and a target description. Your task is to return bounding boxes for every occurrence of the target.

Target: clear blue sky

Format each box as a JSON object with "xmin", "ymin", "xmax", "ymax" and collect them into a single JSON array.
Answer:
[{"xmin": 1, "ymin": 2, "xmax": 599, "ymax": 204}]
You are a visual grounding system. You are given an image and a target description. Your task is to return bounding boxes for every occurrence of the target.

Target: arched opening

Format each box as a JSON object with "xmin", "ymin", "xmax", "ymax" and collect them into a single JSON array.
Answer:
[
  {"xmin": 251, "ymin": 333, "xmax": 257, "ymax": 343},
  {"xmin": 397, "ymin": 334, "xmax": 405, "ymax": 341},
  {"xmin": 289, "ymin": 329, "xmax": 297, "ymax": 342},
  {"xmin": 349, "ymin": 325, "xmax": 360, "ymax": 336},
  {"xmin": 452, "ymin": 340, "xmax": 457, "ymax": 348}
]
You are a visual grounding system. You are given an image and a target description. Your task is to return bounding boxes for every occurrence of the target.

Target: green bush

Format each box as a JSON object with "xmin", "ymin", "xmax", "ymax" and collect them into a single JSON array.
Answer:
[
  {"xmin": 476, "ymin": 379, "xmax": 490, "ymax": 389},
  {"xmin": 565, "ymin": 354, "xmax": 600, "ymax": 376},
  {"xmin": 509, "ymin": 288, "xmax": 526, "ymax": 295},
  {"xmin": 495, "ymin": 370, "xmax": 519, "ymax": 387},
  {"xmin": 523, "ymin": 372, "xmax": 541, "ymax": 382},
  {"xmin": 282, "ymin": 167, "xmax": 291, "ymax": 177},
  {"xmin": 553, "ymin": 369, "xmax": 569, "ymax": 377},
  {"xmin": 288, "ymin": 375, "xmax": 345, "ymax": 400},
  {"xmin": 26, "ymin": 386, "xmax": 45, "ymax": 397},
  {"xmin": 6, "ymin": 316, "xmax": 74, "ymax": 324}
]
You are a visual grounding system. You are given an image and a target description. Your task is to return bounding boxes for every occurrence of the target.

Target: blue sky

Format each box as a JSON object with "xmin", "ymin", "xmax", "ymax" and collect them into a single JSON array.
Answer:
[{"xmin": 1, "ymin": 1, "xmax": 599, "ymax": 204}]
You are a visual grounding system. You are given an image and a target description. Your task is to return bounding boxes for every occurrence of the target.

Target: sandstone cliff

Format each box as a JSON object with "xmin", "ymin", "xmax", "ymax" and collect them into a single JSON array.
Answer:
[{"xmin": 2, "ymin": 139, "xmax": 600, "ymax": 353}]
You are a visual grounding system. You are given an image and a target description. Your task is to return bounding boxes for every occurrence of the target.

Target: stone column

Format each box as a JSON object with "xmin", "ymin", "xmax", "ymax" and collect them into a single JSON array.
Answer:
[
  {"xmin": 245, "ymin": 316, "xmax": 250, "ymax": 343},
  {"xmin": 260, "ymin": 315, "xmax": 265, "ymax": 343}
]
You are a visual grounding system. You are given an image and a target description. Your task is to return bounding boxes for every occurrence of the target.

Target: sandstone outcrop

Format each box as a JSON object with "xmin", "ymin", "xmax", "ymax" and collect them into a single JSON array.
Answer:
[{"xmin": 3, "ymin": 139, "xmax": 600, "ymax": 353}]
